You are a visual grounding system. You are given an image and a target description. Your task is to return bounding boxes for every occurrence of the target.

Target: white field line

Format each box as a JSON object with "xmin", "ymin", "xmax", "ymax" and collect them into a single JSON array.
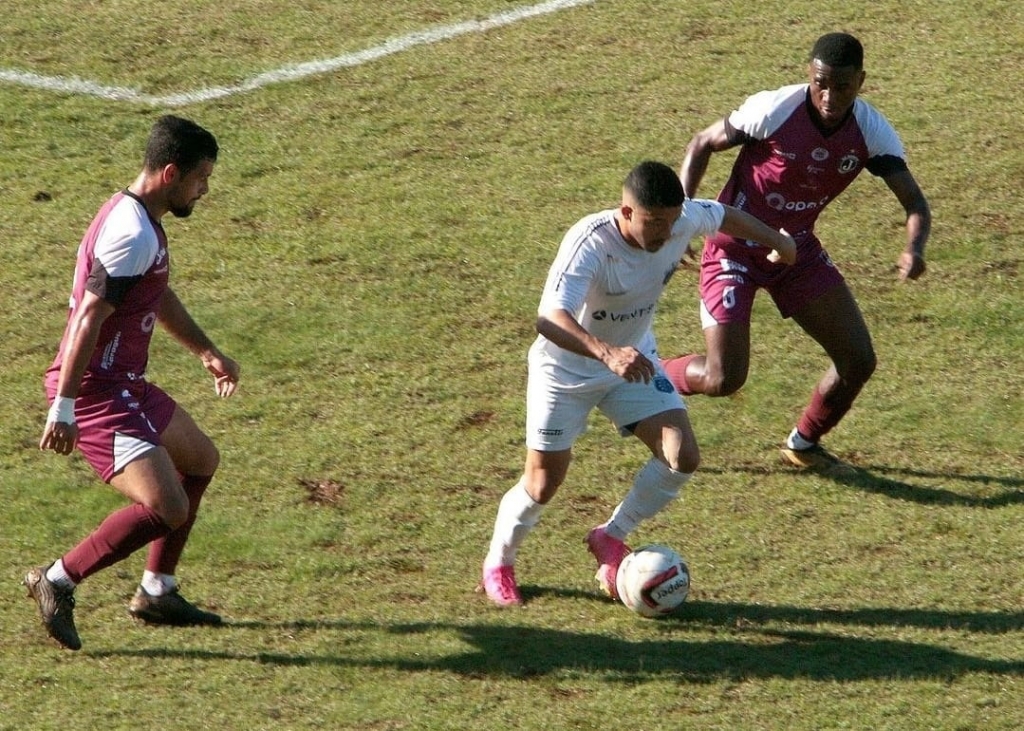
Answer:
[{"xmin": 0, "ymin": 0, "xmax": 593, "ymax": 107}]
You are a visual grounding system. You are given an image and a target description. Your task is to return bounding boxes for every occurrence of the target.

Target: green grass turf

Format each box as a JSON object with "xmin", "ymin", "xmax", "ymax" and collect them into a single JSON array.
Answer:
[{"xmin": 1, "ymin": 1, "xmax": 1021, "ymax": 728}]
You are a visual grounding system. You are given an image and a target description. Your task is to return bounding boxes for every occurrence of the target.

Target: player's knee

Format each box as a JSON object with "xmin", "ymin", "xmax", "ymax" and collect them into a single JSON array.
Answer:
[
  {"xmin": 188, "ymin": 440, "xmax": 220, "ymax": 476},
  {"xmin": 842, "ymin": 349, "xmax": 877, "ymax": 386},
  {"xmin": 704, "ymin": 370, "xmax": 745, "ymax": 397},
  {"xmin": 204, "ymin": 443, "xmax": 221, "ymax": 474},
  {"xmin": 155, "ymin": 501, "xmax": 189, "ymax": 529},
  {"xmin": 528, "ymin": 477, "xmax": 564, "ymax": 505},
  {"xmin": 666, "ymin": 446, "xmax": 700, "ymax": 475}
]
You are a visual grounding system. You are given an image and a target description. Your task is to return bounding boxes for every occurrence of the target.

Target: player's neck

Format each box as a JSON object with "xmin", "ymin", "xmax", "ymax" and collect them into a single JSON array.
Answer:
[{"xmin": 126, "ymin": 172, "xmax": 168, "ymax": 221}]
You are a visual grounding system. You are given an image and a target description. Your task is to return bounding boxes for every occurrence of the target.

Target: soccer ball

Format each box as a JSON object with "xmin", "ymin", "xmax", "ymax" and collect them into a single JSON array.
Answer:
[{"xmin": 616, "ymin": 544, "xmax": 690, "ymax": 617}]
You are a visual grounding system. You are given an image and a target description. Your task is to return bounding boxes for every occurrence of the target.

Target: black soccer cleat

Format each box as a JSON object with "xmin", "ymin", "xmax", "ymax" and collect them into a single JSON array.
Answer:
[
  {"xmin": 128, "ymin": 586, "xmax": 222, "ymax": 627},
  {"xmin": 24, "ymin": 565, "xmax": 82, "ymax": 651}
]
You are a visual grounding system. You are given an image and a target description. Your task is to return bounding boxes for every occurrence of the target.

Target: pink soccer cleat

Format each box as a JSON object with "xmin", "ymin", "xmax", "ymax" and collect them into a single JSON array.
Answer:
[
  {"xmin": 585, "ymin": 525, "xmax": 631, "ymax": 601},
  {"xmin": 478, "ymin": 564, "xmax": 523, "ymax": 606}
]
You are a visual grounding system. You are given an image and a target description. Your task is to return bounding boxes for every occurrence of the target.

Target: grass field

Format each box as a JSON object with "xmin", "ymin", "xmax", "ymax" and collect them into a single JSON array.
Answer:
[{"xmin": 1, "ymin": 1, "xmax": 1021, "ymax": 729}]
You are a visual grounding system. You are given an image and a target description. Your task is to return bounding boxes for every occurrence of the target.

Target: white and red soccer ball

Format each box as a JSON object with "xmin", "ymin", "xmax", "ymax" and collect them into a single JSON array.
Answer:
[{"xmin": 616, "ymin": 544, "xmax": 690, "ymax": 617}]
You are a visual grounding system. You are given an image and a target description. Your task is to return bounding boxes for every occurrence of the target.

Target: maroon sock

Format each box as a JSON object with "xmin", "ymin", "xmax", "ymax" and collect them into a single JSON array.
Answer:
[
  {"xmin": 62, "ymin": 504, "xmax": 171, "ymax": 584},
  {"xmin": 796, "ymin": 382, "xmax": 863, "ymax": 443},
  {"xmin": 146, "ymin": 474, "xmax": 212, "ymax": 576},
  {"xmin": 661, "ymin": 354, "xmax": 700, "ymax": 395}
]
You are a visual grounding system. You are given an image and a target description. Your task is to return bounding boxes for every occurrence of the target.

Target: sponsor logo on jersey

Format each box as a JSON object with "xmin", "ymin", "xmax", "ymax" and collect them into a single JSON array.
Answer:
[
  {"xmin": 101, "ymin": 333, "xmax": 121, "ymax": 370},
  {"xmin": 591, "ymin": 303, "xmax": 655, "ymax": 322},
  {"xmin": 765, "ymin": 192, "xmax": 831, "ymax": 213},
  {"xmin": 811, "ymin": 147, "xmax": 830, "ymax": 161}
]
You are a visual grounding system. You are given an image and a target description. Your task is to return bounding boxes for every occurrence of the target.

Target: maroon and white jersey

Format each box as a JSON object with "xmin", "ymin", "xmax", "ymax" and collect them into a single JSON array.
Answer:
[
  {"xmin": 717, "ymin": 83, "xmax": 906, "ymax": 239},
  {"xmin": 46, "ymin": 190, "xmax": 169, "ymax": 394}
]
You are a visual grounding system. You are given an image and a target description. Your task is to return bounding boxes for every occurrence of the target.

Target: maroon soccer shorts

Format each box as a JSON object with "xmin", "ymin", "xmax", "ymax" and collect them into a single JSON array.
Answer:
[
  {"xmin": 46, "ymin": 380, "xmax": 177, "ymax": 482},
  {"xmin": 697, "ymin": 233, "xmax": 846, "ymax": 327}
]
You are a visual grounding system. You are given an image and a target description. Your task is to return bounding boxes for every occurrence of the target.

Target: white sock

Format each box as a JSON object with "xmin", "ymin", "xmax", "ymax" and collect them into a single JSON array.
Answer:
[
  {"xmin": 45, "ymin": 559, "xmax": 76, "ymax": 590},
  {"xmin": 787, "ymin": 428, "xmax": 815, "ymax": 451},
  {"xmin": 605, "ymin": 458, "xmax": 692, "ymax": 541},
  {"xmin": 141, "ymin": 570, "xmax": 177, "ymax": 596},
  {"xmin": 484, "ymin": 479, "xmax": 545, "ymax": 568}
]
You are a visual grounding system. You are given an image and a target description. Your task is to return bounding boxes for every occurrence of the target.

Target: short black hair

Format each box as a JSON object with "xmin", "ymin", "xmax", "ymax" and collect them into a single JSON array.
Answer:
[
  {"xmin": 144, "ymin": 115, "xmax": 218, "ymax": 175},
  {"xmin": 809, "ymin": 32, "xmax": 864, "ymax": 70},
  {"xmin": 624, "ymin": 161, "xmax": 685, "ymax": 208}
]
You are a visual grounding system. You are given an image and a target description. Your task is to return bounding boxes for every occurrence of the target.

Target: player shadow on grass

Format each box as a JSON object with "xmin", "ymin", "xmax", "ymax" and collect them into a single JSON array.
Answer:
[
  {"xmin": 816, "ymin": 464, "xmax": 1023, "ymax": 507},
  {"xmin": 516, "ymin": 589, "xmax": 1024, "ymax": 634},
  {"xmin": 703, "ymin": 463, "xmax": 1024, "ymax": 507},
  {"xmin": 91, "ymin": 615, "xmax": 1024, "ymax": 683}
]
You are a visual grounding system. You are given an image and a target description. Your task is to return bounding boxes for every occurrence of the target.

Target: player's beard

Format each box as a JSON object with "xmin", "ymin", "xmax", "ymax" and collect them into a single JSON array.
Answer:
[{"xmin": 169, "ymin": 201, "xmax": 196, "ymax": 218}]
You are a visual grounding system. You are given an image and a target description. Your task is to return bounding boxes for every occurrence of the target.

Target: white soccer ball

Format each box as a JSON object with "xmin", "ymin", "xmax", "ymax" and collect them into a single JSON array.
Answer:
[{"xmin": 616, "ymin": 544, "xmax": 690, "ymax": 617}]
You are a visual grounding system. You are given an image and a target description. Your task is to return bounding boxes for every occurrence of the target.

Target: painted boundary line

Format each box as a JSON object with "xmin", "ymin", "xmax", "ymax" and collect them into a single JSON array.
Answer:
[{"xmin": 0, "ymin": 0, "xmax": 594, "ymax": 107}]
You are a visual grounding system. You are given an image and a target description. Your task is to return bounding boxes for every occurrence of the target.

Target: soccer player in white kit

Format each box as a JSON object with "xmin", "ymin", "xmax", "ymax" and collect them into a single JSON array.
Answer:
[{"xmin": 480, "ymin": 161, "xmax": 798, "ymax": 606}]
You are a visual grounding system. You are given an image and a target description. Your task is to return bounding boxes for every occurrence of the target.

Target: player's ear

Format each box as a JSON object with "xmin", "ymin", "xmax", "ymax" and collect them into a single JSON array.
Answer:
[
  {"xmin": 160, "ymin": 163, "xmax": 179, "ymax": 185},
  {"xmin": 620, "ymin": 204, "xmax": 634, "ymax": 220}
]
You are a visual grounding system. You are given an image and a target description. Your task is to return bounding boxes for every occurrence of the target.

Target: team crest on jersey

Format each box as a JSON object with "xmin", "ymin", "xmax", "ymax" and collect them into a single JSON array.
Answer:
[
  {"xmin": 811, "ymin": 147, "xmax": 829, "ymax": 162},
  {"xmin": 838, "ymin": 154, "xmax": 860, "ymax": 174},
  {"xmin": 653, "ymin": 376, "xmax": 674, "ymax": 393}
]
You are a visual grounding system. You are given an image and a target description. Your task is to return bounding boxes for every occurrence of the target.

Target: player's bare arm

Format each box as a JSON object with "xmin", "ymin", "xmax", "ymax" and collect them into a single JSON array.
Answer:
[
  {"xmin": 884, "ymin": 169, "xmax": 931, "ymax": 281},
  {"xmin": 39, "ymin": 291, "xmax": 115, "ymax": 454},
  {"xmin": 680, "ymin": 119, "xmax": 740, "ymax": 199},
  {"xmin": 157, "ymin": 287, "xmax": 240, "ymax": 397},
  {"xmin": 536, "ymin": 309, "xmax": 654, "ymax": 383},
  {"xmin": 719, "ymin": 207, "xmax": 798, "ymax": 265}
]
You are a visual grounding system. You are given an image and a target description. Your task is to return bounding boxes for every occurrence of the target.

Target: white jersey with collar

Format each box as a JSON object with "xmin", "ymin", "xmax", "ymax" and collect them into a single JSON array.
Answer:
[{"xmin": 531, "ymin": 198, "xmax": 725, "ymax": 379}]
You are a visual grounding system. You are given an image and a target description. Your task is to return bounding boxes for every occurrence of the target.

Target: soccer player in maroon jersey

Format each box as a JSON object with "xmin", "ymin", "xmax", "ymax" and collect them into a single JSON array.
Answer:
[
  {"xmin": 24, "ymin": 115, "xmax": 239, "ymax": 650},
  {"xmin": 660, "ymin": 32, "xmax": 931, "ymax": 472}
]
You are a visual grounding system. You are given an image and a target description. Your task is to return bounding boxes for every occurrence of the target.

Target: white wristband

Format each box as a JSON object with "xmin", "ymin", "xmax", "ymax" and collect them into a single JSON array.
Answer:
[{"xmin": 48, "ymin": 396, "xmax": 76, "ymax": 424}]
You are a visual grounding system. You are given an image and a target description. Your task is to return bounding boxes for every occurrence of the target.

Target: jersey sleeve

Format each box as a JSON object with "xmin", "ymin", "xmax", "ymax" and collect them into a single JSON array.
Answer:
[
  {"xmin": 853, "ymin": 100, "xmax": 908, "ymax": 177},
  {"xmin": 727, "ymin": 84, "xmax": 808, "ymax": 141},
  {"xmin": 86, "ymin": 205, "xmax": 159, "ymax": 305},
  {"xmin": 537, "ymin": 218, "xmax": 605, "ymax": 317},
  {"xmin": 673, "ymin": 198, "xmax": 726, "ymax": 242}
]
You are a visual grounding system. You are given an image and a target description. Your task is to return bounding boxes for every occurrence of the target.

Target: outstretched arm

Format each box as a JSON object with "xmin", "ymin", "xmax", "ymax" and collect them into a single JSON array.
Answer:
[
  {"xmin": 158, "ymin": 287, "xmax": 240, "ymax": 397},
  {"xmin": 884, "ymin": 169, "xmax": 931, "ymax": 281},
  {"xmin": 718, "ymin": 206, "xmax": 798, "ymax": 265}
]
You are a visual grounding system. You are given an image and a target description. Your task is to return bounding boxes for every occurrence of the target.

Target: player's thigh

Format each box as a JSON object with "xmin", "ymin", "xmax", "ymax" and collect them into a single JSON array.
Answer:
[
  {"xmin": 633, "ymin": 408, "xmax": 700, "ymax": 474},
  {"xmin": 598, "ymin": 372, "xmax": 688, "ymax": 442},
  {"xmin": 74, "ymin": 384, "xmax": 167, "ymax": 483},
  {"xmin": 524, "ymin": 368, "xmax": 602, "ymax": 453},
  {"xmin": 791, "ymin": 283, "xmax": 875, "ymax": 369},
  {"xmin": 109, "ymin": 446, "xmax": 189, "ymax": 527},
  {"xmin": 160, "ymin": 405, "xmax": 219, "ymax": 477}
]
